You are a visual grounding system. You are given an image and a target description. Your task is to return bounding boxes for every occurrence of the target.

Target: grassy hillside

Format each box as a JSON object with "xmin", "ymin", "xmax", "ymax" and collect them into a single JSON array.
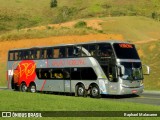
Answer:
[
  {"xmin": 1, "ymin": 0, "xmax": 160, "ymax": 33},
  {"xmin": 0, "ymin": 0, "xmax": 160, "ymax": 90},
  {"xmin": 0, "ymin": 16, "xmax": 160, "ymax": 90}
]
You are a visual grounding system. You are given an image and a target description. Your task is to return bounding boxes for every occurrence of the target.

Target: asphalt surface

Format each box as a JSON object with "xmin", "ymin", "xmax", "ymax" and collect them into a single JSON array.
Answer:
[
  {"xmin": 101, "ymin": 91, "xmax": 160, "ymax": 106},
  {"xmin": 0, "ymin": 87, "xmax": 160, "ymax": 106}
]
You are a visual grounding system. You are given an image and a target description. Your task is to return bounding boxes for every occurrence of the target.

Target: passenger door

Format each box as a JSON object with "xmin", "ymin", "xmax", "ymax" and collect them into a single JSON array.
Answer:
[{"xmin": 63, "ymin": 68, "xmax": 71, "ymax": 93}]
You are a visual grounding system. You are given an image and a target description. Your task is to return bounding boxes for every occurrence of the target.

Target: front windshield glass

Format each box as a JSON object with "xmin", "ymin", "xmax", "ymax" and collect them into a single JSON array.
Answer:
[
  {"xmin": 121, "ymin": 62, "xmax": 143, "ymax": 80},
  {"xmin": 113, "ymin": 43, "xmax": 140, "ymax": 59}
]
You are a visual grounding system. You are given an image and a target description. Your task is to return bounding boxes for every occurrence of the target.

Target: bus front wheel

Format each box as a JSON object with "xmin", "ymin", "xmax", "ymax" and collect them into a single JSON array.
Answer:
[
  {"xmin": 20, "ymin": 83, "xmax": 27, "ymax": 92},
  {"xmin": 90, "ymin": 85, "xmax": 100, "ymax": 98}
]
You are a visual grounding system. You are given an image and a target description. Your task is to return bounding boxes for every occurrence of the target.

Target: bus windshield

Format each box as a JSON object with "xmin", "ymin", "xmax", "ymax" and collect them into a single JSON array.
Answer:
[
  {"xmin": 121, "ymin": 62, "xmax": 143, "ymax": 80},
  {"xmin": 113, "ymin": 43, "xmax": 140, "ymax": 59}
]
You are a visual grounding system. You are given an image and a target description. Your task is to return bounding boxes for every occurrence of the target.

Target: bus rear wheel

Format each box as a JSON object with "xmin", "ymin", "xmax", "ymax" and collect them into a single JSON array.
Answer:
[
  {"xmin": 20, "ymin": 83, "xmax": 27, "ymax": 92},
  {"xmin": 90, "ymin": 85, "xmax": 100, "ymax": 98},
  {"xmin": 76, "ymin": 84, "xmax": 86, "ymax": 97},
  {"xmin": 28, "ymin": 83, "xmax": 36, "ymax": 93}
]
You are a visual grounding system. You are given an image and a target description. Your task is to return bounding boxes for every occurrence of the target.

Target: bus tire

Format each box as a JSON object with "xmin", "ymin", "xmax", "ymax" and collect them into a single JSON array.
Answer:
[
  {"xmin": 20, "ymin": 82, "xmax": 27, "ymax": 92},
  {"xmin": 90, "ymin": 84, "xmax": 100, "ymax": 98},
  {"xmin": 76, "ymin": 84, "xmax": 86, "ymax": 97},
  {"xmin": 28, "ymin": 83, "xmax": 36, "ymax": 93}
]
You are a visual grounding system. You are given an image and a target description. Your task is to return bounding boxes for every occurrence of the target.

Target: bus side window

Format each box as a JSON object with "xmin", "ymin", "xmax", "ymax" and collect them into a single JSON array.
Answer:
[
  {"xmin": 29, "ymin": 50, "xmax": 35, "ymax": 59},
  {"xmin": 66, "ymin": 46, "xmax": 73, "ymax": 57},
  {"xmin": 47, "ymin": 48, "xmax": 53, "ymax": 59},
  {"xmin": 81, "ymin": 45, "xmax": 89, "ymax": 56},
  {"xmin": 97, "ymin": 44, "xmax": 112, "ymax": 57},
  {"xmin": 73, "ymin": 46, "xmax": 80, "ymax": 57},
  {"xmin": 14, "ymin": 51, "xmax": 19, "ymax": 60},
  {"xmin": 41, "ymin": 49, "xmax": 47, "ymax": 59},
  {"xmin": 54, "ymin": 48, "xmax": 59, "ymax": 58},
  {"xmin": 23, "ymin": 51, "xmax": 29, "ymax": 59},
  {"xmin": 9, "ymin": 52, "xmax": 14, "ymax": 60},
  {"xmin": 59, "ymin": 47, "xmax": 65, "ymax": 58},
  {"xmin": 35, "ymin": 49, "xmax": 40, "ymax": 59},
  {"xmin": 89, "ymin": 44, "xmax": 97, "ymax": 56},
  {"xmin": 18, "ymin": 51, "xmax": 22, "ymax": 60},
  {"xmin": 70, "ymin": 68, "xmax": 81, "ymax": 80}
]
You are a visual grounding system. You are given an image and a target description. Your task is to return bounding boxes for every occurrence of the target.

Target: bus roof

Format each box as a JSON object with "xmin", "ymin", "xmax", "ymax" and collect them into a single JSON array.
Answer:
[{"xmin": 8, "ymin": 40, "xmax": 129, "ymax": 51}]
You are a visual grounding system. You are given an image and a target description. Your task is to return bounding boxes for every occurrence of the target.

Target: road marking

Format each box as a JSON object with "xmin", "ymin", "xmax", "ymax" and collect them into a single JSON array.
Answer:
[{"xmin": 138, "ymin": 96, "xmax": 160, "ymax": 100}]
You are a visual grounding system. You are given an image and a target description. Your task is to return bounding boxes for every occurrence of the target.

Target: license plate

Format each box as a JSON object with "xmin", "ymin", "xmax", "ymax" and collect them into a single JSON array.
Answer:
[{"xmin": 132, "ymin": 90, "xmax": 137, "ymax": 94}]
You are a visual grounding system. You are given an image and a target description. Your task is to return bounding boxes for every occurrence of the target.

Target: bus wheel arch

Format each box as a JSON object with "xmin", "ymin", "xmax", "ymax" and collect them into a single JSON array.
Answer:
[
  {"xmin": 28, "ymin": 82, "xmax": 36, "ymax": 93},
  {"xmin": 89, "ymin": 83, "xmax": 101, "ymax": 98},
  {"xmin": 20, "ymin": 82, "xmax": 27, "ymax": 92},
  {"xmin": 75, "ymin": 83, "xmax": 87, "ymax": 97}
]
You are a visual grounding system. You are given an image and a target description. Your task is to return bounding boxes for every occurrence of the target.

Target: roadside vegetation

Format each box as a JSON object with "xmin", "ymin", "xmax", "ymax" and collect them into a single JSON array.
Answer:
[
  {"xmin": 1, "ymin": 0, "xmax": 160, "ymax": 33},
  {"xmin": 0, "ymin": 90, "xmax": 160, "ymax": 116}
]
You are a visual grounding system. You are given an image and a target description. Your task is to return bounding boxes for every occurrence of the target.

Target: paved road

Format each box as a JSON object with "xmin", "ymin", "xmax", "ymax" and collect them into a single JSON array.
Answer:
[
  {"xmin": 101, "ymin": 91, "xmax": 160, "ymax": 106},
  {"xmin": 1, "ymin": 87, "xmax": 160, "ymax": 106}
]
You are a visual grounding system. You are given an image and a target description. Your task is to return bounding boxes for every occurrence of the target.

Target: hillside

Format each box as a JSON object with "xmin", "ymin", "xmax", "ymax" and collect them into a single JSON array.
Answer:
[
  {"xmin": 1, "ymin": 0, "xmax": 160, "ymax": 33},
  {"xmin": 0, "ymin": 0, "xmax": 160, "ymax": 90}
]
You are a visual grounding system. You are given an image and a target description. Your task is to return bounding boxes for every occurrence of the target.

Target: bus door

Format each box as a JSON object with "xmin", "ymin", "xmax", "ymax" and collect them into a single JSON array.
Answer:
[
  {"xmin": 108, "ymin": 66, "xmax": 119, "ymax": 94},
  {"xmin": 63, "ymin": 68, "xmax": 71, "ymax": 93}
]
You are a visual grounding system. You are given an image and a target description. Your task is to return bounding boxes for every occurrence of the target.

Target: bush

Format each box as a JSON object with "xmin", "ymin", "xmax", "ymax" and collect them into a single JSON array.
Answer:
[
  {"xmin": 53, "ymin": 6, "xmax": 78, "ymax": 23},
  {"xmin": 50, "ymin": 0, "xmax": 57, "ymax": 8},
  {"xmin": 74, "ymin": 21, "xmax": 87, "ymax": 28}
]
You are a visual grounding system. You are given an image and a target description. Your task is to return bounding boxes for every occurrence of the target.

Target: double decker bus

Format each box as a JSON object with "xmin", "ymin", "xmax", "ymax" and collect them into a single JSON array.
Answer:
[{"xmin": 7, "ymin": 41, "xmax": 150, "ymax": 98}]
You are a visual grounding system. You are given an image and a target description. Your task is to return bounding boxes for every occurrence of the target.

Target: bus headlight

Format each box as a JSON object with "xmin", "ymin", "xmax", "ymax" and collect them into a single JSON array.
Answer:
[{"xmin": 121, "ymin": 84, "xmax": 129, "ymax": 88}]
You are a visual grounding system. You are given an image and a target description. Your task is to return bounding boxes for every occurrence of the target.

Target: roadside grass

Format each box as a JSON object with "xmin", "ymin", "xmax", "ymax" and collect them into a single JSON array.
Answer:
[{"xmin": 0, "ymin": 90, "xmax": 160, "ymax": 120}]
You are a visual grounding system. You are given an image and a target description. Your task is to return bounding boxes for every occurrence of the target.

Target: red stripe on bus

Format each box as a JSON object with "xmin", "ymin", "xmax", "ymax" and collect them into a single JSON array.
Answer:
[
  {"xmin": 7, "ymin": 71, "xmax": 9, "ymax": 89},
  {"xmin": 40, "ymin": 80, "xmax": 46, "ymax": 91}
]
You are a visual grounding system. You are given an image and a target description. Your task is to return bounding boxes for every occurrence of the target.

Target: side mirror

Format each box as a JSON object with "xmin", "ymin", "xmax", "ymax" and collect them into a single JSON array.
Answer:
[
  {"xmin": 143, "ymin": 64, "xmax": 150, "ymax": 75},
  {"xmin": 117, "ymin": 65, "xmax": 125, "ymax": 76}
]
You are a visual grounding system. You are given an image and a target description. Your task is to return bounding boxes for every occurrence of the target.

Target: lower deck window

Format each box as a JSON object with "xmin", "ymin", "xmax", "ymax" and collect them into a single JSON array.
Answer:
[{"xmin": 36, "ymin": 67, "xmax": 97, "ymax": 80}]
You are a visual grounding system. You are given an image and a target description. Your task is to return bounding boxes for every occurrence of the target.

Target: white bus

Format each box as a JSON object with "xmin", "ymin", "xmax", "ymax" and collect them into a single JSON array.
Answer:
[{"xmin": 7, "ymin": 41, "xmax": 150, "ymax": 98}]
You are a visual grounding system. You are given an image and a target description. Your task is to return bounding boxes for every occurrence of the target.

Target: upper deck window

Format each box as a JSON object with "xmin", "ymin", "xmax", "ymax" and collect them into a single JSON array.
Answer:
[
  {"xmin": 8, "ymin": 52, "xmax": 14, "ymax": 61},
  {"xmin": 113, "ymin": 43, "xmax": 140, "ymax": 59},
  {"xmin": 97, "ymin": 44, "xmax": 113, "ymax": 57}
]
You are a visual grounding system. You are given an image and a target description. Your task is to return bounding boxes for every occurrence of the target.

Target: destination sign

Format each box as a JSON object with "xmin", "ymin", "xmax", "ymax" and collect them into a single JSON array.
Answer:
[{"xmin": 119, "ymin": 44, "xmax": 133, "ymax": 48}]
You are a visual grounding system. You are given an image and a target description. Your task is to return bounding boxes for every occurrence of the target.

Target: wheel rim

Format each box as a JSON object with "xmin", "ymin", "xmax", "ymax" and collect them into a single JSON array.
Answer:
[
  {"xmin": 91, "ymin": 87, "xmax": 99, "ymax": 97},
  {"xmin": 21, "ymin": 84, "xmax": 27, "ymax": 92},
  {"xmin": 30, "ymin": 85, "xmax": 36, "ymax": 93},
  {"xmin": 78, "ymin": 87, "xmax": 84, "ymax": 96}
]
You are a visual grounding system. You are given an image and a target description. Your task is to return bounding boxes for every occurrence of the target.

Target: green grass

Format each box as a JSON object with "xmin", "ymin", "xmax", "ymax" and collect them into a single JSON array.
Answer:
[
  {"xmin": 0, "ymin": 90, "xmax": 159, "ymax": 120},
  {"xmin": 0, "ymin": 27, "xmax": 100, "ymax": 41},
  {"xmin": 102, "ymin": 16, "xmax": 160, "ymax": 41},
  {"xmin": 1, "ymin": 0, "xmax": 160, "ymax": 33}
]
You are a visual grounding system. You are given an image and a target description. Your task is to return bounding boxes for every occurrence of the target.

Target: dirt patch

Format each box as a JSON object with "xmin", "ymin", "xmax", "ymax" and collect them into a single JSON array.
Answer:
[
  {"xmin": 0, "ymin": 34, "xmax": 123, "ymax": 62},
  {"xmin": 134, "ymin": 39, "xmax": 159, "ymax": 44},
  {"xmin": 23, "ymin": 19, "xmax": 104, "ymax": 31},
  {"xmin": 149, "ymin": 44, "xmax": 156, "ymax": 51}
]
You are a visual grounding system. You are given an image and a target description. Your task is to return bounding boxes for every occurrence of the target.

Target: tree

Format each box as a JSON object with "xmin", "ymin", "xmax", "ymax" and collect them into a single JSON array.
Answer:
[{"xmin": 50, "ymin": 0, "xmax": 57, "ymax": 8}]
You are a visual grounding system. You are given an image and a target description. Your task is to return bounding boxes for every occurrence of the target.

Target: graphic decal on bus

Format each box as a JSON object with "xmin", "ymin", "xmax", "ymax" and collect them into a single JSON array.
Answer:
[
  {"xmin": 52, "ymin": 59, "xmax": 86, "ymax": 67},
  {"xmin": 12, "ymin": 60, "xmax": 36, "ymax": 86}
]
